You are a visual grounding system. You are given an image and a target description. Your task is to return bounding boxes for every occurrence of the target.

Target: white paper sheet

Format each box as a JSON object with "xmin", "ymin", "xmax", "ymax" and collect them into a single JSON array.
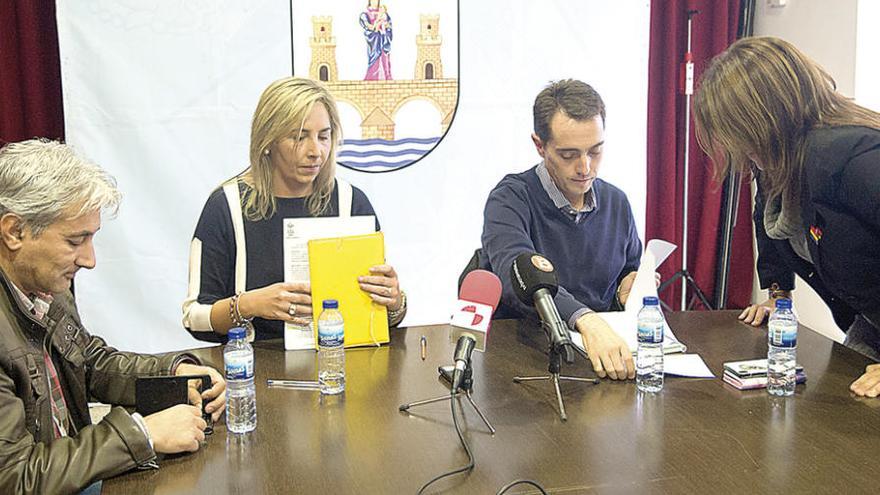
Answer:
[
  {"xmin": 664, "ymin": 354, "xmax": 715, "ymax": 378},
  {"xmin": 624, "ymin": 239, "xmax": 676, "ymax": 313},
  {"xmin": 569, "ymin": 311, "xmax": 687, "ymax": 356},
  {"xmin": 282, "ymin": 216, "xmax": 376, "ymax": 350},
  {"xmin": 568, "ymin": 239, "xmax": 695, "ymax": 357}
]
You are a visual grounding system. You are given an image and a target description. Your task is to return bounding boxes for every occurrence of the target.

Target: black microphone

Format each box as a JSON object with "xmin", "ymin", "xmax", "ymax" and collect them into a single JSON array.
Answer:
[
  {"xmin": 451, "ymin": 334, "xmax": 477, "ymax": 391},
  {"xmin": 510, "ymin": 252, "xmax": 575, "ymax": 363}
]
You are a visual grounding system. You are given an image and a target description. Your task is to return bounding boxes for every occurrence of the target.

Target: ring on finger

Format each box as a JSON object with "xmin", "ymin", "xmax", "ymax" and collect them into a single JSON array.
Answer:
[{"xmin": 288, "ymin": 303, "xmax": 296, "ymax": 317}]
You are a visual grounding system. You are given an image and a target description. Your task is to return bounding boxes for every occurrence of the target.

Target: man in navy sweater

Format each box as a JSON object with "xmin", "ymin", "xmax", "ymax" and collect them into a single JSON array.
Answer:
[{"xmin": 481, "ymin": 79, "xmax": 642, "ymax": 380}]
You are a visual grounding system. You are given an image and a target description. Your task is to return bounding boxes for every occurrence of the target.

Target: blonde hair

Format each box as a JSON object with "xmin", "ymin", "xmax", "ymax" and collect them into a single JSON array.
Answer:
[
  {"xmin": 693, "ymin": 36, "xmax": 880, "ymax": 202},
  {"xmin": 240, "ymin": 77, "xmax": 342, "ymax": 220},
  {"xmin": 0, "ymin": 139, "xmax": 121, "ymax": 235}
]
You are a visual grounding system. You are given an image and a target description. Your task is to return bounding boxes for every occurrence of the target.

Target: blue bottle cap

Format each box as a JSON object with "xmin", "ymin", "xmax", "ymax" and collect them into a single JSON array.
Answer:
[
  {"xmin": 323, "ymin": 299, "xmax": 339, "ymax": 309},
  {"xmin": 775, "ymin": 298, "xmax": 792, "ymax": 309},
  {"xmin": 643, "ymin": 296, "xmax": 659, "ymax": 306},
  {"xmin": 228, "ymin": 327, "xmax": 246, "ymax": 340}
]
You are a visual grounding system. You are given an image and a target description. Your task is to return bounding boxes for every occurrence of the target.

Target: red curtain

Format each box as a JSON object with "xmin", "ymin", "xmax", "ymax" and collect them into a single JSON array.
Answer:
[
  {"xmin": 0, "ymin": 1, "xmax": 65, "ymax": 143},
  {"xmin": 646, "ymin": 0, "xmax": 754, "ymax": 310}
]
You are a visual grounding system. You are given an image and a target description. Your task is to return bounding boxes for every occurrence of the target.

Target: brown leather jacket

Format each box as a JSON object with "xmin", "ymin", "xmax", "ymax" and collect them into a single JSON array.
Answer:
[{"xmin": 0, "ymin": 271, "xmax": 197, "ymax": 494}]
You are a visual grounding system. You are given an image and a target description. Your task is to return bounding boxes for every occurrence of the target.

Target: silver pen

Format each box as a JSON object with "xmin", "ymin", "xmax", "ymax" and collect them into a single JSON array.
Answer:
[{"xmin": 267, "ymin": 379, "xmax": 320, "ymax": 389}]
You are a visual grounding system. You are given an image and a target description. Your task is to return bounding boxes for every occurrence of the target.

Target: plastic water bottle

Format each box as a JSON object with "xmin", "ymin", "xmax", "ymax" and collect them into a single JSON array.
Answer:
[
  {"xmin": 637, "ymin": 296, "xmax": 665, "ymax": 393},
  {"xmin": 318, "ymin": 299, "xmax": 345, "ymax": 395},
  {"xmin": 224, "ymin": 327, "xmax": 256, "ymax": 433},
  {"xmin": 768, "ymin": 298, "xmax": 797, "ymax": 396}
]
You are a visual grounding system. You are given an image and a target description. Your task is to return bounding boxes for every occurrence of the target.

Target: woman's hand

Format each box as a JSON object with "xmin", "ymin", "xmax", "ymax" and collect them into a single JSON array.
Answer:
[
  {"xmin": 851, "ymin": 364, "xmax": 880, "ymax": 397},
  {"xmin": 738, "ymin": 298, "xmax": 778, "ymax": 326},
  {"xmin": 239, "ymin": 282, "xmax": 312, "ymax": 326},
  {"xmin": 358, "ymin": 264, "xmax": 403, "ymax": 310}
]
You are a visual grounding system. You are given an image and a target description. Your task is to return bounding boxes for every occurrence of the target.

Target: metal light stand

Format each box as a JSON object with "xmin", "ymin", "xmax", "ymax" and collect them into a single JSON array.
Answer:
[
  {"xmin": 712, "ymin": 0, "xmax": 756, "ymax": 310},
  {"xmin": 713, "ymin": 167, "xmax": 743, "ymax": 309},
  {"xmin": 659, "ymin": 8, "xmax": 714, "ymax": 312},
  {"xmin": 399, "ymin": 363, "xmax": 496, "ymax": 434},
  {"xmin": 513, "ymin": 344, "xmax": 599, "ymax": 422}
]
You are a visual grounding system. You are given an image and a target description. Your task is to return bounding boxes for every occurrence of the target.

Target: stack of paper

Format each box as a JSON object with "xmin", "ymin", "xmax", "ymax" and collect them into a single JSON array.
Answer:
[
  {"xmin": 569, "ymin": 239, "xmax": 683, "ymax": 356},
  {"xmin": 565, "ymin": 240, "xmax": 715, "ymax": 378},
  {"xmin": 282, "ymin": 215, "xmax": 377, "ymax": 350},
  {"xmin": 568, "ymin": 311, "xmax": 686, "ymax": 355}
]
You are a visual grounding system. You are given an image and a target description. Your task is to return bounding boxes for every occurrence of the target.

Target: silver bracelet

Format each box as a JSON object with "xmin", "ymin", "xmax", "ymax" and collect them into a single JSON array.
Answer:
[{"xmin": 387, "ymin": 291, "xmax": 407, "ymax": 325}]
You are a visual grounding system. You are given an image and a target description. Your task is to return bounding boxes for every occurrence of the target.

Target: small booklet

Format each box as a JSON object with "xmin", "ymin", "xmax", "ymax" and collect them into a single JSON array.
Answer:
[
  {"xmin": 723, "ymin": 358, "xmax": 803, "ymax": 378},
  {"xmin": 723, "ymin": 369, "xmax": 807, "ymax": 390},
  {"xmin": 308, "ymin": 232, "xmax": 389, "ymax": 348},
  {"xmin": 722, "ymin": 358, "xmax": 806, "ymax": 390}
]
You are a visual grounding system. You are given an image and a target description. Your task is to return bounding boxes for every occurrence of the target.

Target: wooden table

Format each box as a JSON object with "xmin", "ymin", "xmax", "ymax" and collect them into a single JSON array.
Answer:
[{"xmin": 103, "ymin": 311, "xmax": 880, "ymax": 494}]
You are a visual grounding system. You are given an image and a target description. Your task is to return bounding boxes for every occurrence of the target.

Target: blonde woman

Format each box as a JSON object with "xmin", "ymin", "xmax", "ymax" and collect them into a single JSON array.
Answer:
[
  {"xmin": 694, "ymin": 36, "xmax": 880, "ymax": 396},
  {"xmin": 183, "ymin": 77, "xmax": 406, "ymax": 341}
]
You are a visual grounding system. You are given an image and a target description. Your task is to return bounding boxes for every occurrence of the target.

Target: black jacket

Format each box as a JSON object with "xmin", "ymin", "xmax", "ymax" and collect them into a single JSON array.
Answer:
[{"xmin": 755, "ymin": 125, "xmax": 880, "ymax": 332}]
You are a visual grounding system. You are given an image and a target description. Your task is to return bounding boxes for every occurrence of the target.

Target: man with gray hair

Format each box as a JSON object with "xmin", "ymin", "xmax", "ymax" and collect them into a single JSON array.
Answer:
[
  {"xmin": 0, "ymin": 139, "xmax": 226, "ymax": 494},
  {"xmin": 480, "ymin": 79, "xmax": 643, "ymax": 381}
]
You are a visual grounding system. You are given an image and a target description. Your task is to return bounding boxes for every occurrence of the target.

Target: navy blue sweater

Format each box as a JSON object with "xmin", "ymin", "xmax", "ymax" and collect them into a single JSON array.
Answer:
[{"xmin": 480, "ymin": 165, "xmax": 641, "ymax": 326}]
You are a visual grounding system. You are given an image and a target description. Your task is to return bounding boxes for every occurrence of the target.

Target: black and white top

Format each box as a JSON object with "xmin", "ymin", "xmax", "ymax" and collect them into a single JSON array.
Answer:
[{"xmin": 183, "ymin": 178, "xmax": 379, "ymax": 342}]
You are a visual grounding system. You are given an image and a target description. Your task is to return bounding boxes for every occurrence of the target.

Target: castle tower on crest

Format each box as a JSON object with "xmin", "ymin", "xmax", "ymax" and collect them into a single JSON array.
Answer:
[
  {"xmin": 414, "ymin": 14, "xmax": 443, "ymax": 80},
  {"xmin": 309, "ymin": 16, "xmax": 338, "ymax": 82}
]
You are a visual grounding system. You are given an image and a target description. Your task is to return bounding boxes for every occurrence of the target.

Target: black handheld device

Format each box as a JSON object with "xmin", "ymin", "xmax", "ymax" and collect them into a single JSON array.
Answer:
[{"xmin": 135, "ymin": 374, "xmax": 214, "ymax": 434}]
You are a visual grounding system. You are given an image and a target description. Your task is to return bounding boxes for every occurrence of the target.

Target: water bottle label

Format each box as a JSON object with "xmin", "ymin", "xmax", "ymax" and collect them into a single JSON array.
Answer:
[
  {"xmin": 637, "ymin": 322, "xmax": 664, "ymax": 344},
  {"xmin": 318, "ymin": 323, "xmax": 344, "ymax": 347},
  {"xmin": 769, "ymin": 323, "xmax": 797, "ymax": 348},
  {"xmin": 225, "ymin": 355, "xmax": 254, "ymax": 380}
]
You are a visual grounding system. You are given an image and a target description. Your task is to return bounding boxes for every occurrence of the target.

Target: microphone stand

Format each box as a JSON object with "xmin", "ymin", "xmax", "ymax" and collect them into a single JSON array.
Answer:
[
  {"xmin": 512, "ymin": 323, "xmax": 599, "ymax": 422},
  {"xmin": 399, "ymin": 359, "xmax": 496, "ymax": 434}
]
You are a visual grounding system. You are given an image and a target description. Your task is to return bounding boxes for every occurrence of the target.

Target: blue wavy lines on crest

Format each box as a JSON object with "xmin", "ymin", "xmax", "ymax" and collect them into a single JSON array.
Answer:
[{"xmin": 338, "ymin": 137, "xmax": 441, "ymax": 171}]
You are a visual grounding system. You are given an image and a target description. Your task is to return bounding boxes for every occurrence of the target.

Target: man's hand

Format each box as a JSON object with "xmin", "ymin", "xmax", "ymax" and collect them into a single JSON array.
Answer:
[
  {"xmin": 143, "ymin": 404, "xmax": 208, "ymax": 454},
  {"xmin": 176, "ymin": 363, "xmax": 226, "ymax": 422},
  {"xmin": 850, "ymin": 364, "xmax": 880, "ymax": 398},
  {"xmin": 617, "ymin": 271, "xmax": 662, "ymax": 306},
  {"xmin": 576, "ymin": 313, "xmax": 634, "ymax": 380},
  {"xmin": 617, "ymin": 272, "xmax": 638, "ymax": 306}
]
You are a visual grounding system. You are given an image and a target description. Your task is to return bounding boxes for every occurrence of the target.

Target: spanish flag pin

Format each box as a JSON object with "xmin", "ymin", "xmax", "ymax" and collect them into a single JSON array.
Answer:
[{"xmin": 809, "ymin": 225, "xmax": 823, "ymax": 243}]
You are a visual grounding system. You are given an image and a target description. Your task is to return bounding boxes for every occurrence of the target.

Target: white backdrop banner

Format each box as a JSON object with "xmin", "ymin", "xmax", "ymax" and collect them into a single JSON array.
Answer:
[{"xmin": 57, "ymin": 0, "xmax": 650, "ymax": 353}]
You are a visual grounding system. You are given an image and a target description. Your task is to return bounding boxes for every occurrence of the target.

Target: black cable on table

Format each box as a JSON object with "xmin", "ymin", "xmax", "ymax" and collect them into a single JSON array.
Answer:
[
  {"xmin": 416, "ymin": 389, "xmax": 475, "ymax": 494},
  {"xmin": 495, "ymin": 478, "xmax": 549, "ymax": 494}
]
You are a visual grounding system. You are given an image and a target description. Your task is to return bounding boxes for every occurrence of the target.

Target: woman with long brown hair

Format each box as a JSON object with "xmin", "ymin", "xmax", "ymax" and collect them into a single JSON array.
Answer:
[{"xmin": 694, "ymin": 36, "xmax": 880, "ymax": 396}]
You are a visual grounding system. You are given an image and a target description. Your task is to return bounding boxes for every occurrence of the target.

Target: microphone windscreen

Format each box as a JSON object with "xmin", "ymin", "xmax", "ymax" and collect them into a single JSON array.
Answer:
[
  {"xmin": 459, "ymin": 269, "xmax": 502, "ymax": 313},
  {"xmin": 510, "ymin": 253, "xmax": 559, "ymax": 304}
]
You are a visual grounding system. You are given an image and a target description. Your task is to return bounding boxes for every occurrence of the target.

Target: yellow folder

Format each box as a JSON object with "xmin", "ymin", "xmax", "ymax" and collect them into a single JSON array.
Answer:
[{"xmin": 308, "ymin": 232, "xmax": 389, "ymax": 348}]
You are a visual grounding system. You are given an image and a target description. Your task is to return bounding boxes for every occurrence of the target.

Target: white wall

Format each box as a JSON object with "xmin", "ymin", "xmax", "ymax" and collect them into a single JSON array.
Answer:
[
  {"xmin": 755, "ymin": 0, "xmax": 858, "ymax": 96},
  {"xmin": 752, "ymin": 0, "xmax": 870, "ymax": 342},
  {"xmin": 56, "ymin": 0, "xmax": 651, "ymax": 353},
  {"xmin": 856, "ymin": 0, "xmax": 880, "ymax": 110}
]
